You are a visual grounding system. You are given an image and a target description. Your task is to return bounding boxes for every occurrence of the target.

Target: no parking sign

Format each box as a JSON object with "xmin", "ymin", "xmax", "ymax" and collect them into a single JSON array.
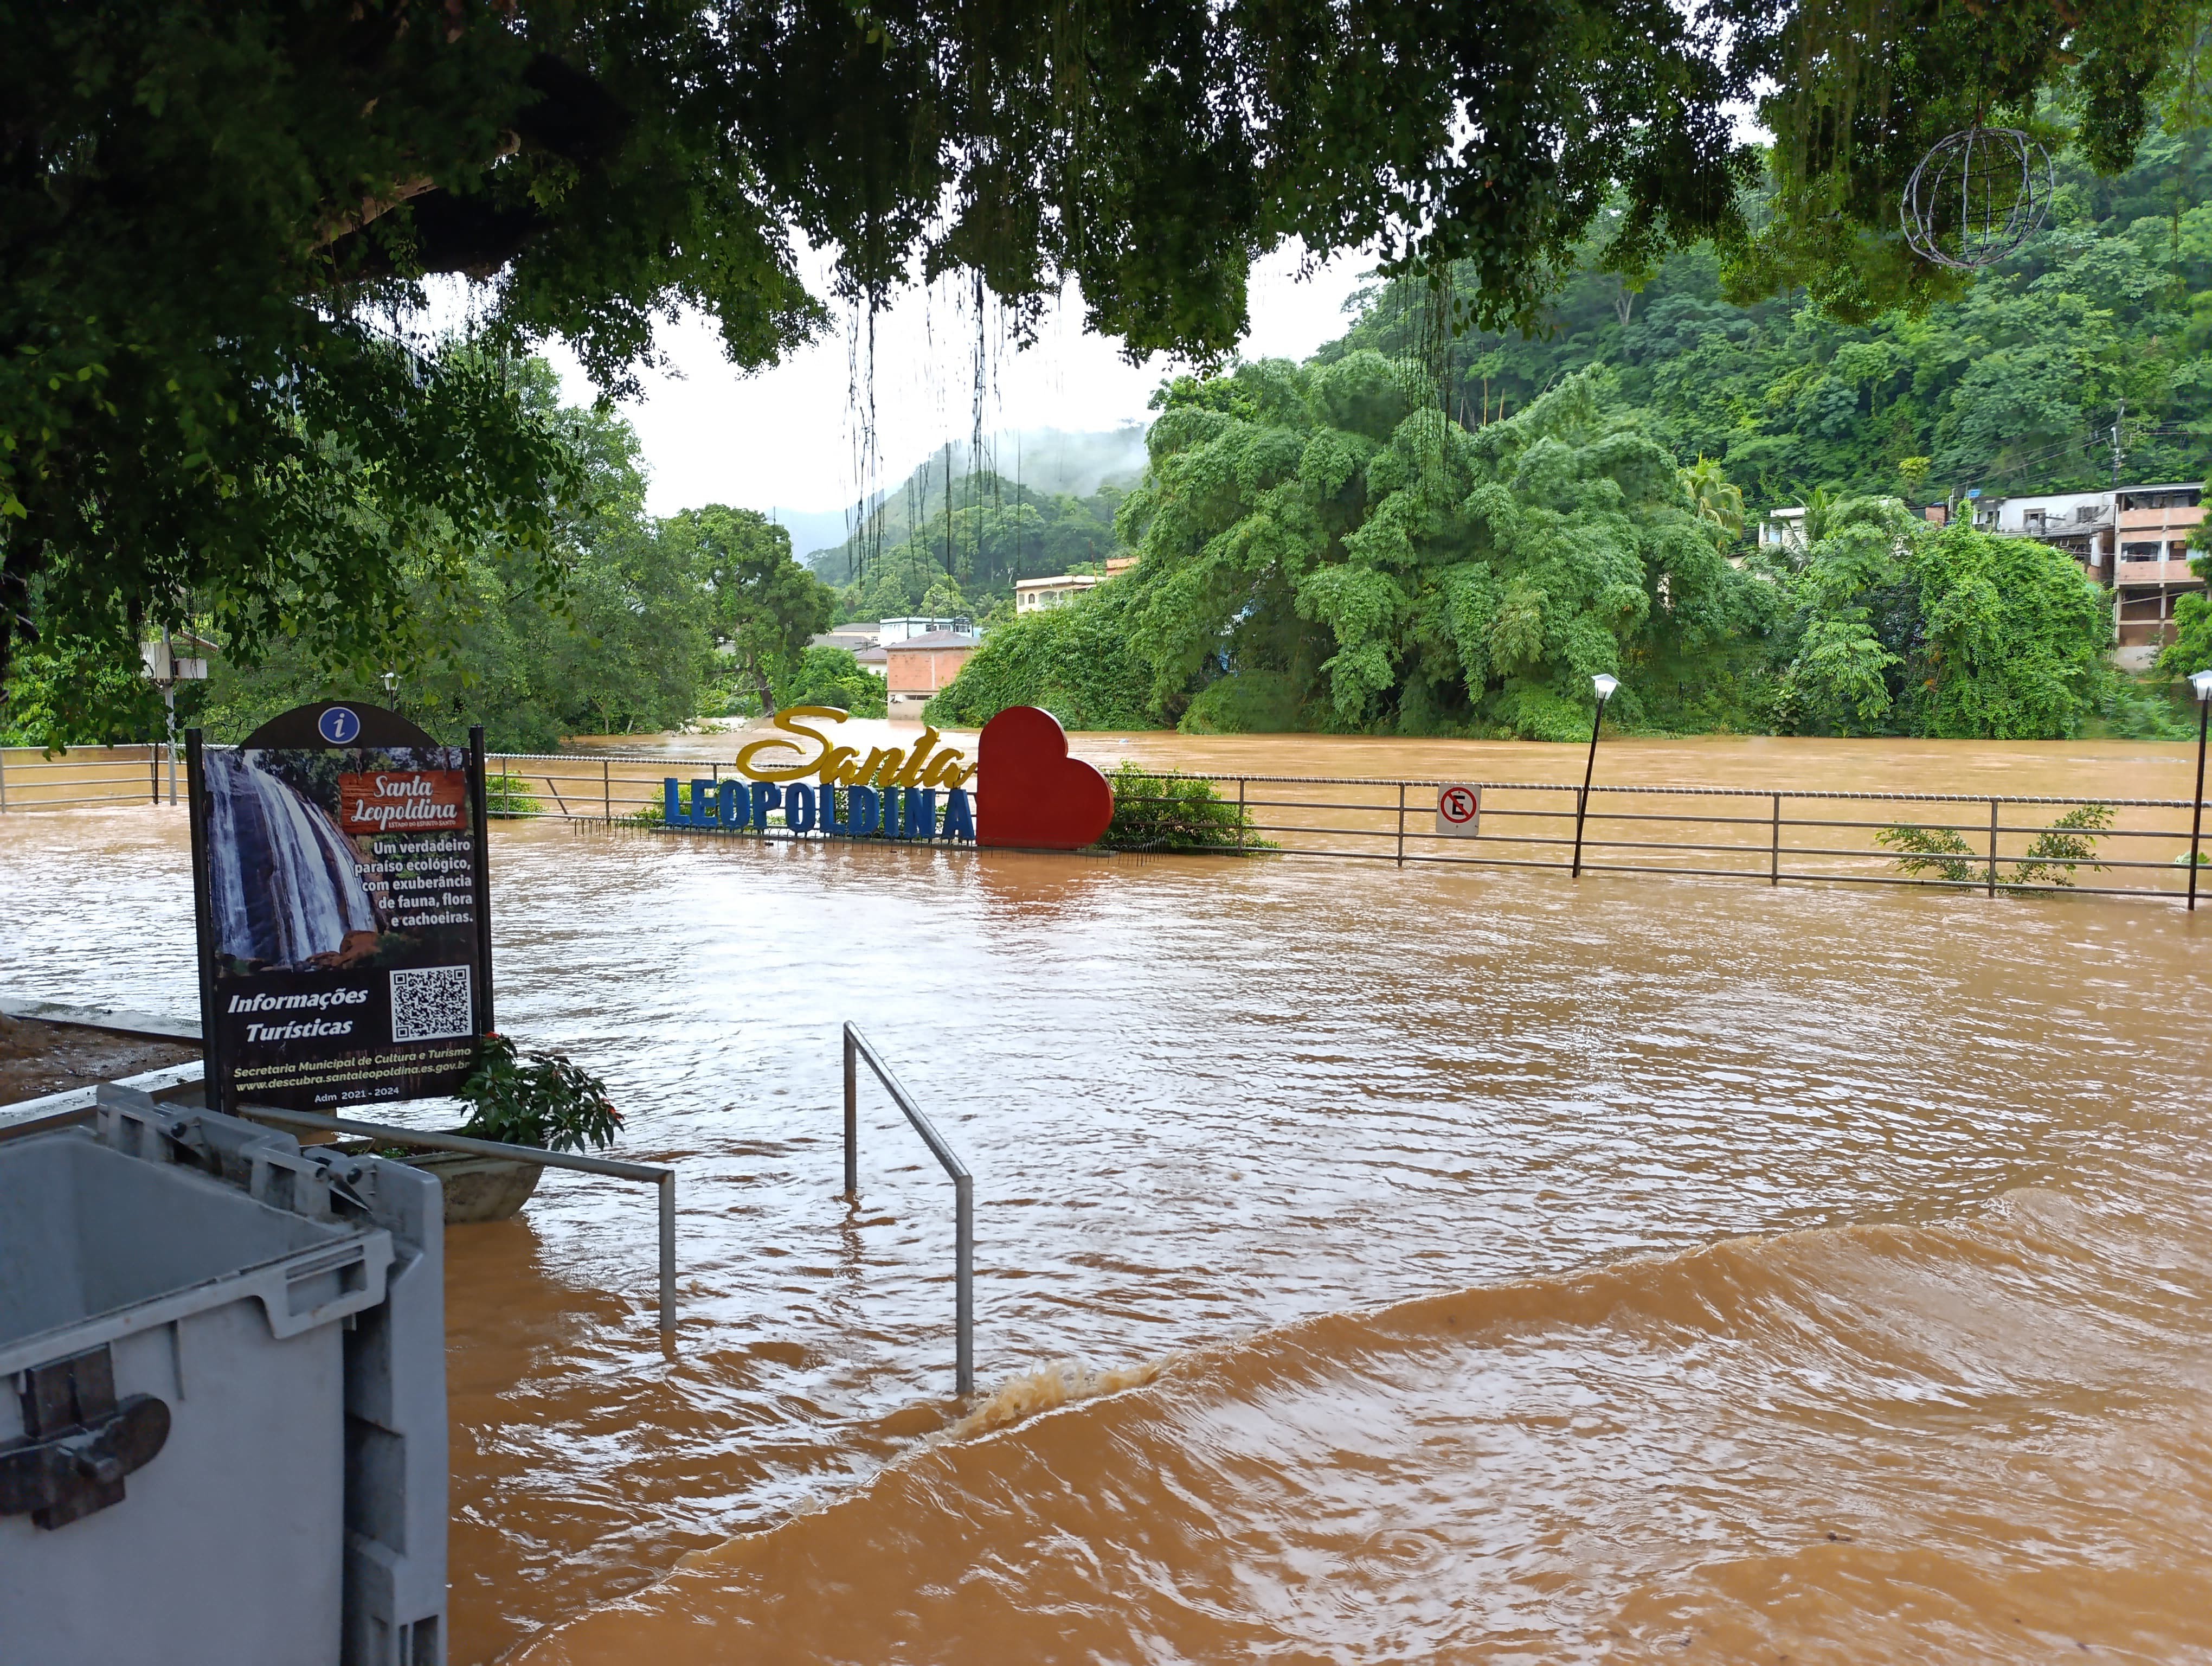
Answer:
[{"xmin": 1435, "ymin": 784, "xmax": 1481, "ymax": 838}]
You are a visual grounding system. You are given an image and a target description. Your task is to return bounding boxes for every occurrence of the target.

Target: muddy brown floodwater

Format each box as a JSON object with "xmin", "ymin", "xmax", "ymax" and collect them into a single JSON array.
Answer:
[{"xmin": 4, "ymin": 734, "xmax": 2209, "ymax": 1664}]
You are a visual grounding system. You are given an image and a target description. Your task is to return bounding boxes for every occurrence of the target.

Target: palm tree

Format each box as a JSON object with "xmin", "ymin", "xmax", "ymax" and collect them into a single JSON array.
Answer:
[{"xmin": 1680, "ymin": 457, "xmax": 1745, "ymax": 538}]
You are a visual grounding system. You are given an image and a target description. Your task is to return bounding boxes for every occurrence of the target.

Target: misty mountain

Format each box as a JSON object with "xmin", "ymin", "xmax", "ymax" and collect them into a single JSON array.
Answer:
[{"xmin": 794, "ymin": 426, "xmax": 1149, "ymax": 570}]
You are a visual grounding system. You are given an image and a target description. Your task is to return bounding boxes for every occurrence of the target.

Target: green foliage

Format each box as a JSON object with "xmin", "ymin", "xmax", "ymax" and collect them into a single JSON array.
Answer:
[
  {"xmin": 1178, "ymin": 671, "xmax": 1306, "ymax": 734},
  {"xmin": 923, "ymin": 586, "xmax": 1153, "ymax": 731},
  {"xmin": 4, "ymin": 340, "xmax": 588, "ymax": 750},
  {"xmin": 484, "ymin": 775, "xmax": 544, "ymax": 819},
  {"xmin": 1875, "ymin": 822, "xmax": 1984, "ymax": 886},
  {"xmin": 2015, "ymin": 803, "xmax": 2115, "ymax": 886},
  {"xmin": 1878, "ymin": 802, "xmax": 2115, "ymax": 888},
  {"xmin": 828, "ymin": 473, "xmax": 1128, "ymax": 622},
  {"xmin": 149, "ymin": 371, "xmax": 841, "ymax": 751},
  {"xmin": 625, "ymin": 783, "xmax": 684, "ymax": 828},
  {"xmin": 1771, "ymin": 501, "xmax": 2113, "ymax": 738},
  {"xmin": 1336, "ymin": 112, "xmax": 2212, "ymax": 512},
  {"xmin": 9, "ymin": 1, "xmax": 2181, "ymax": 739},
  {"xmin": 1097, "ymin": 766, "xmax": 1271, "ymax": 853},
  {"xmin": 774, "ymin": 647, "xmax": 886, "ymax": 718},
  {"xmin": 2159, "ymin": 551, "xmax": 2212, "ymax": 682},
  {"xmin": 456, "ymin": 1034, "xmax": 623, "ymax": 1155},
  {"xmin": 185, "ymin": 377, "xmax": 723, "ymax": 751},
  {"xmin": 0, "ymin": 613, "xmax": 166, "ymax": 747},
  {"xmin": 665, "ymin": 508, "xmax": 834, "ymax": 714},
  {"xmin": 1726, "ymin": 0, "xmax": 2188, "ymax": 322},
  {"xmin": 1106, "ymin": 356, "xmax": 1766, "ymax": 737}
]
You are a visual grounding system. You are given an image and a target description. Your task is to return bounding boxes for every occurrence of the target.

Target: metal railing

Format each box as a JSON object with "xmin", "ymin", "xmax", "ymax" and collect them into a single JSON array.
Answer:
[
  {"xmin": 0, "ymin": 1061, "xmax": 680, "ymax": 1337},
  {"xmin": 0, "ymin": 744, "xmax": 173, "ymax": 811},
  {"xmin": 239, "ymin": 1106, "xmax": 679, "ymax": 1338},
  {"xmin": 843, "ymin": 1022, "xmax": 974, "ymax": 1396},
  {"xmin": 1102, "ymin": 773, "xmax": 2212, "ymax": 902},
  {"xmin": 10, "ymin": 739, "xmax": 2208, "ymax": 904}
]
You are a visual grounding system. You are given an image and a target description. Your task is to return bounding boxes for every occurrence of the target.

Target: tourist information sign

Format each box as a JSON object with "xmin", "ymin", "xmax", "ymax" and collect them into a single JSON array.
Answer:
[{"xmin": 184, "ymin": 702, "xmax": 493, "ymax": 1115}]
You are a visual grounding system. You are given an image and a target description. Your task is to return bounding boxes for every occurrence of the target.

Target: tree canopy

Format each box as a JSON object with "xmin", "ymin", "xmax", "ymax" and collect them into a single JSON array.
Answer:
[
  {"xmin": 1096, "ymin": 358, "xmax": 1764, "ymax": 739},
  {"xmin": 926, "ymin": 355, "xmax": 2133, "ymax": 741},
  {"xmin": 67, "ymin": 376, "xmax": 840, "ymax": 752},
  {"xmin": 5, "ymin": 0, "xmax": 2194, "ymax": 731}
]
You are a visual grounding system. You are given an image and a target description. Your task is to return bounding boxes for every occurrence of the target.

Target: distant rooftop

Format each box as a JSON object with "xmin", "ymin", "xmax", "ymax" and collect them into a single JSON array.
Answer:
[{"xmin": 883, "ymin": 630, "xmax": 980, "ymax": 650}]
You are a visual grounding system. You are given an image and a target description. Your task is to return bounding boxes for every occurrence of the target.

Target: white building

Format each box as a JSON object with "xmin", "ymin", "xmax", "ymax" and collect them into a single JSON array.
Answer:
[
  {"xmin": 878, "ymin": 616, "xmax": 969, "ymax": 643},
  {"xmin": 1014, "ymin": 574, "xmax": 1104, "ymax": 613},
  {"xmin": 1753, "ymin": 506, "xmax": 1808, "ymax": 556}
]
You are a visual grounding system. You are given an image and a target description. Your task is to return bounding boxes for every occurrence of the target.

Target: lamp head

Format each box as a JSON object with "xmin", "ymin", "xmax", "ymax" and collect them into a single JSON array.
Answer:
[
  {"xmin": 1591, "ymin": 674, "xmax": 1620, "ymax": 702},
  {"xmin": 2192, "ymin": 669, "xmax": 2212, "ymax": 703}
]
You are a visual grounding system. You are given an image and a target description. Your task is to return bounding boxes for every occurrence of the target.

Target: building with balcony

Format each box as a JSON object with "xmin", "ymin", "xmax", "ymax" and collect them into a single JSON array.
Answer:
[
  {"xmin": 1975, "ymin": 484, "xmax": 2203, "ymax": 665},
  {"xmin": 1014, "ymin": 574, "xmax": 1104, "ymax": 612}
]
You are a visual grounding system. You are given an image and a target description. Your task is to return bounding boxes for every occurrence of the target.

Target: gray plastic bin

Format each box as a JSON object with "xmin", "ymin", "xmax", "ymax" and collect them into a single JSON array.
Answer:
[{"xmin": 1, "ymin": 1087, "xmax": 446, "ymax": 1665}]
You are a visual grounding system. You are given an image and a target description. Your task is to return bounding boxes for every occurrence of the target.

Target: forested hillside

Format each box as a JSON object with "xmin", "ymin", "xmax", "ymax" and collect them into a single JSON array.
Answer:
[
  {"xmin": 800, "ymin": 435, "xmax": 1144, "ymax": 625},
  {"xmin": 1336, "ymin": 117, "xmax": 2212, "ymax": 508},
  {"xmin": 829, "ymin": 473, "xmax": 1129, "ymax": 624},
  {"xmin": 929, "ymin": 112, "xmax": 2212, "ymax": 742}
]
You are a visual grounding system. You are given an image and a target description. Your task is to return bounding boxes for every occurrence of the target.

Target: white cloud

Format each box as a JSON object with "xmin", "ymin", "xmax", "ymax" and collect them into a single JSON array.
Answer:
[{"xmin": 537, "ymin": 241, "xmax": 1372, "ymax": 519}]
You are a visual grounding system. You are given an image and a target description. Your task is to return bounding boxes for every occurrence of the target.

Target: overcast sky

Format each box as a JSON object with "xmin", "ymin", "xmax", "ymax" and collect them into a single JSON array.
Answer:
[{"xmin": 537, "ymin": 240, "xmax": 1373, "ymax": 520}]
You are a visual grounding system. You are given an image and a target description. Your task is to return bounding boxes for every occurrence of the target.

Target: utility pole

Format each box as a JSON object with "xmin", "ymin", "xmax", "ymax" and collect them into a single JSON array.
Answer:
[
  {"xmin": 2111, "ymin": 398, "xmax": 2125, "ymax": 490},
  {"xmin": 160, "ymin": 627, "xmax": 178, "ymax": 805}
]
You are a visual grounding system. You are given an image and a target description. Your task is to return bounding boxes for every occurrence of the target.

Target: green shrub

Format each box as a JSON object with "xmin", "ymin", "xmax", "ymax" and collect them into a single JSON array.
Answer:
[
  {"xmin": 924, "ymin": 587, "xmax": 1155, "ymax": 731},
  {"xmin": 776, "ymin": 645, "xmax": 887, "ymax": 717},
  {"xmin": 626, "ymin": 780, "xmax": 685, "ymax": 826},
  {"xmin": 456, "ymin": 1033, "xmax": 623, "ymax": 1153},
  {"xmin": 485, "ymin": 773, "xmax": 543, "ymax": 817},
  {"xmin": 1877, "ymin": 802, "xmax": 2114, "ymax": 889},
  {"xmin": 1178, "ymin": 670, "xmax": 1303, "ymax": 734},
  {"xmin": 1097, "ymin": 765, "xmax": 1271, "ymax": 852},
  {"xmin": 1874, "ymin": 821, "xmax": 1980, "ymax": 885},
  {"xmin": 2012, "ymin": 803, "xmax": 2113, "ymax": 887}
]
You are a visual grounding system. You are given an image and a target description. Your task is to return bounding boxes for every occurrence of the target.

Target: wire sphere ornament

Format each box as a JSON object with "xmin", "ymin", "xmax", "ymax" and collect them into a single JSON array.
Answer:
[{"xmin": 1900, "ymin": 126, "xmax": 2054, "ymax": 270}]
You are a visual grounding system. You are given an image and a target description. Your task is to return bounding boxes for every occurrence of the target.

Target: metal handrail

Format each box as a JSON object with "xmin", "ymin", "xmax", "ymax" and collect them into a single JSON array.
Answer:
[
  {"xmin": 239, "ymin": 1105, "xmax": 678, "ymax": 1337},
  {"xmin": 842, "ymin": 1022, "xmax": 974, "ymax": 1396},
  {"xmin": 0, "ymin": 1068, "xmax": 680, "ymax": 1338}
]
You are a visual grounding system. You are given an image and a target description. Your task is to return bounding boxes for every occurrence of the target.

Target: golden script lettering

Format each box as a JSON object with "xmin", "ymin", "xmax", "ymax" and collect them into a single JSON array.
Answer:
[{"xmin": 733, "ymin": 707, "xmax": 978, "ymax": 790}]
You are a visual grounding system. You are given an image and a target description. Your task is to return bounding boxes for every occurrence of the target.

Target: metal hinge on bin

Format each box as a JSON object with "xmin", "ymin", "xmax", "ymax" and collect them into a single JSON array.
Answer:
[{"xmin": 0, "ymin": 1344, "xmax": 170, "ymax": 1530}]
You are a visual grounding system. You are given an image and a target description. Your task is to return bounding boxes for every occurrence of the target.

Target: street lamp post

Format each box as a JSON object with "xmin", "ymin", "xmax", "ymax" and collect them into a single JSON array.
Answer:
[
  {"xmin": 141, "ymin": 627, "xmax": 207, "ymax": 805},
  {"xmin": 2189, "ymin": 669, "xmax": 2212, "ymax": 912},
  {"xmin": 381, "ymin": 669, "xmax": 399, "ymax": 712},
  {"xmin": 1570, "ymin": 674, "xmax": 1619, "ymax": 880}
]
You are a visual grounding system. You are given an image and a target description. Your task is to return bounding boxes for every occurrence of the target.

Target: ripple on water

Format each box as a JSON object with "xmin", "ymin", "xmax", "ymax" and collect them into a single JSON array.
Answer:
[{"xmin": 3, "ymin": 781, "xmax": 2208, "ymax": 1662}]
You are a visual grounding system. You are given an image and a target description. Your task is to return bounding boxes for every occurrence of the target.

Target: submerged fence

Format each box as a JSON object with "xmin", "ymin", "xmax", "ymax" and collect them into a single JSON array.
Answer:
[{"xmin": 8, "ymin": 744, "xmax": 2208, "ymax": 903}]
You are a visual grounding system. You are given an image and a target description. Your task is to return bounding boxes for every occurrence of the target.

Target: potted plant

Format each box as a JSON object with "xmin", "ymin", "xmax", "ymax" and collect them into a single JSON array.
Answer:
[{"xmin": 391, "ymin": 1034, "xmax": 625, "ymax": 1224}]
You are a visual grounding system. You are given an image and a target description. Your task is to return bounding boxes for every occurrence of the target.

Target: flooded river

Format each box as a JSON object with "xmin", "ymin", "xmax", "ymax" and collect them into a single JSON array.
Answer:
[{"xmin": 3, "ymin": 734, "xmax": 2208, "ymax": 1662}]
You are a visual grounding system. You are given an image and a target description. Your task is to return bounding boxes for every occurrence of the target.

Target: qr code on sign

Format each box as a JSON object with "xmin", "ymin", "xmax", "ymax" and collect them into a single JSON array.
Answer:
[{"xmin": 390, "ymin": 964, "xmax": 474, "ymax": 1043}]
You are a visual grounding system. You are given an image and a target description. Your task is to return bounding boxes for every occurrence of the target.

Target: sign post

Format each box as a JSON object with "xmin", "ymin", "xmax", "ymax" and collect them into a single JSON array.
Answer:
[{"xmin": 186, "ymin": 702, "xmax": 491, "ymax": 1116}]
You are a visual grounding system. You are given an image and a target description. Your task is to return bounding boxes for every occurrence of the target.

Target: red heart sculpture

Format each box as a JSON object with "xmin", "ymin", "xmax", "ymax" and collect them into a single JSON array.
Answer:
[{"xmin": 976, "ymin": 706, "xmax": 1115, "ymax": 850}]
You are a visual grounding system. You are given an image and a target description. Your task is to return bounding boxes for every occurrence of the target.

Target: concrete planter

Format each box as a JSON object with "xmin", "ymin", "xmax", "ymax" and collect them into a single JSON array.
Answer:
[
  {"xmin": 404, "ymin": 1146, "xmax": 545, "ymax": 1223},
  {"xmin": 331, "ymin": 1140, "xmax": 545, "ymax": 1225}
]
